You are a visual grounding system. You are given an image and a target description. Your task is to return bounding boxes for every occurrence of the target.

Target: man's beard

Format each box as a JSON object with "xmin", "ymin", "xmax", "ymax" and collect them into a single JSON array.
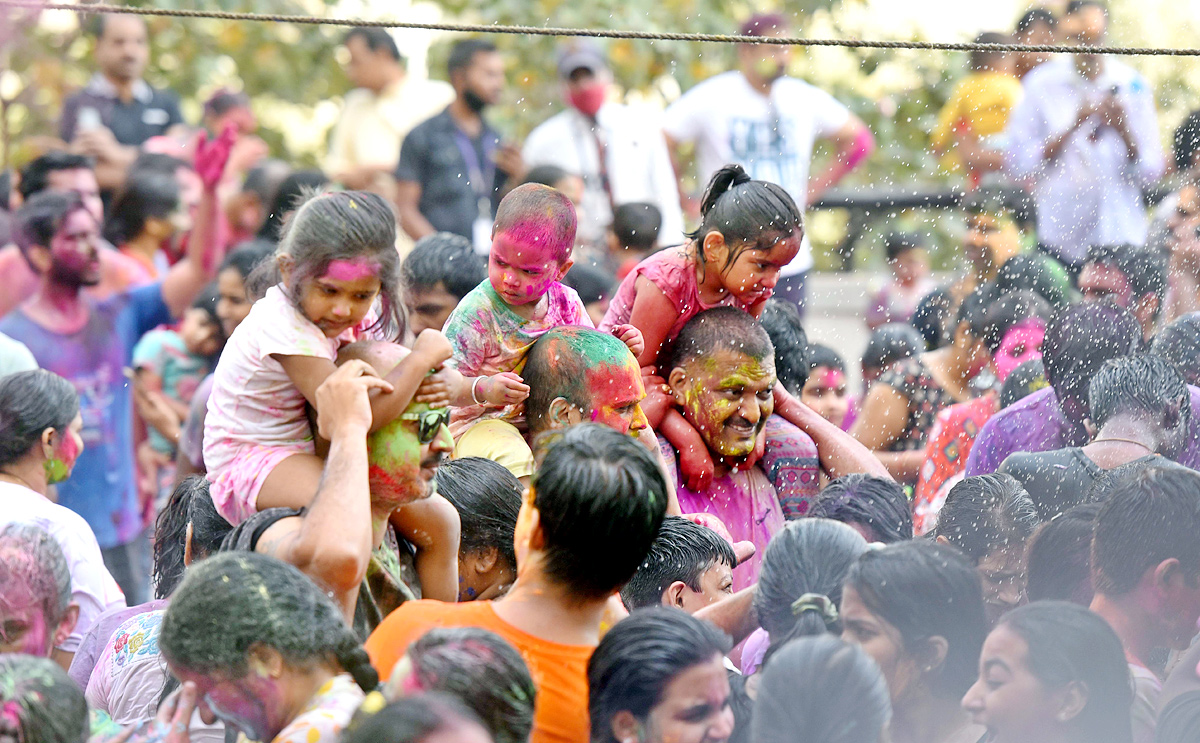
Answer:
[{"xmin": 463, "ymin": 88, "xmax": 489, "ymax": 114}]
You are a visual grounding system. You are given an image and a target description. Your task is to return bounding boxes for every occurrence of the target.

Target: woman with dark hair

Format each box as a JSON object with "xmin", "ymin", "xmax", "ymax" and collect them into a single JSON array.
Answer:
[
  {"xmin": 0, "ymin": 654, "xmax": 89, "ymax": 743},
  {"xmin": 0, "ymin": 369, "xmax": 124, "ymax": 665},
  {"xmin": 931, "ymin": 474, "xmax": 1040, "ymax": 623},
  {"xmin": 962, "ymin": 601, "xmax": 1133, "ymax": 743},
  {"xmin": 841, "ymin": 540, "xmax": 988, "ymax": 743},
  {"xmin": 256, "ymin": 170, "xmax": 329, "ymax": 243},
  {"xmin": 806, "ymin": 474, "xmax": 913, "ymax": 544},
  {"xmin": 105, "ymin": 168, "xmax": 186, "ymax": 280},
  {"xmin": 160, "ymin": 552, "xmax": 378, "ymax": 743},
  {"xmin": 740, "ymin": 519, "xmax": 869, "ymax": 676},
  {"xmin": 344, "ymin": 693, "xmax": 494, "ymax": 743},
  {"xmin": 435, "ymin": 458, "xmax": 522, "ymax": 601},
  {"xmin": 588, "ymin": 607, "xmax": 733, "ymax": 743},
  {"xmin": 381, "ymin": 627, "xmax": 535, "ymax": 743},
  {"xmin": 753, "ymin": 635, "xmax": 891, "ymax": 743}
]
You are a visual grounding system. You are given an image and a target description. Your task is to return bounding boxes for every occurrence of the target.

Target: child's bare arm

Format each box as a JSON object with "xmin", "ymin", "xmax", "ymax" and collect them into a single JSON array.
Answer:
[
  {"xmin": 660, "ymin": 408, "xmax": 716, "ymax": 494},
  {"xmin": 626, "ymin": 276, "xmax": 678, "ymax": 368},
  {"xmin": 450, "ymin": 372, "xmax": 530, "ymax": 408},
  {"xmin": 389, "ymin": 494, "xmax": 461, "ymax": 603}
]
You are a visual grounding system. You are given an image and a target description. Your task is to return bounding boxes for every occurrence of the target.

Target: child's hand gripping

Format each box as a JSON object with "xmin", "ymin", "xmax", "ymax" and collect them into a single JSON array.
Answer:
[
  {"xmin": 478, "ymin": 372, "xmax": 530, "ymax": 406},
  {"xmin": 410, "ymin": 329, "xmax": 455, "ymax": 408},
  {"xmin": 610, "ymin": 324, "xmax": 645, "ymax": 359}
]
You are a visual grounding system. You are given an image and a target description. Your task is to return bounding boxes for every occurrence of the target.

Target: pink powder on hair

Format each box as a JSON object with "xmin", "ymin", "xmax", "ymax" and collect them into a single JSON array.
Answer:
[{"xmin": 323, "ymin": 258, "xmax": 380, "ymax": 283}]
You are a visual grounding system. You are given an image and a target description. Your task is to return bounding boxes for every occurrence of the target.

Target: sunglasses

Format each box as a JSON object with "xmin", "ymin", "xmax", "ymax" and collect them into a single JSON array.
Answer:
[{"xmin": 399, "ymin": 408, "xmax": 451, "ymax": 444}]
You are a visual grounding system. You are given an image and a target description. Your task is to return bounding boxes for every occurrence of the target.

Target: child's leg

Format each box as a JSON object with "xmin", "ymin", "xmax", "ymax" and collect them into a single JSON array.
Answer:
[
  {"xmin": 388, "ymin": 493, "xmax": 461, "ymax": 603},
  {"xmin": 209, "ymin": 446, "xmax": 326, "ymax": 524},
  {"xmin": 762, "ymin": 415, "xmax": 821, "ymax": 519},
  {"xmin": 256, "ymin": 453, "xmax": 327, "ymax": 511}
]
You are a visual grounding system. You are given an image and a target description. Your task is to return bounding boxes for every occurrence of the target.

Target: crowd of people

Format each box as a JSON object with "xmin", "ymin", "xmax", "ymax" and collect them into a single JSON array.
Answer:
[{"xmin": 3, "ymin": 1, "xmax": 1200, "ymax": 743}]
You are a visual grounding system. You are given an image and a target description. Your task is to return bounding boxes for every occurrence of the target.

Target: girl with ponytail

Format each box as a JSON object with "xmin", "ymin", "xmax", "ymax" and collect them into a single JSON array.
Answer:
[
  {"xmin": 159, "ymin": 552, "xmax": 377, "ymax": 743},
  {"xmin": 599, "ymin": 164, "xmax": 886, "ymax": 500}
]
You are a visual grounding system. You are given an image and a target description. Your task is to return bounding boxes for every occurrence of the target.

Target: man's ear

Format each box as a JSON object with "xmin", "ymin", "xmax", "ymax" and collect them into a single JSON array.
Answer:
[
  {"xmin": 662, "ymin": 581, "xmax": 690, "ymax": 608},
  {"xmin": 1155, "ymin": 557, "xmax": 1184, "ymax": 592},
  {"xmin": 465, "ymin": 546, "xmax": 500, "ymax": 576},
  {"xmin": 24, "ymin": 245, "xmax": 52, "ymax": 275},
  {"xmin": 667, "ymin": 368, "xmax": 688, "ymax": 405},
  {"xmin": 53, "ymin": 604, "xmax": 80, "ymax": 649},
  {"xmin": 934, "ymin": 535, "xmax": 951, "ymax": 547},
  {"xmin": 547, "ymin": 397, "xmax": 581, "ymax": 428}
]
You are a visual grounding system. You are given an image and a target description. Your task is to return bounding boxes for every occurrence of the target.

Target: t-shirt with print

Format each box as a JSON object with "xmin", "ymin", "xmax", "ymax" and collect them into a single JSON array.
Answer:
[
  {"xmin": 0, "ymin": 283, "xmax": 173, "ymax": 549},
  {"xmin": 203, "ymin": 285, "xmax": 384, "ymax": 480},
  {"xmin": 663, "ymin": 71, "xmax": 852, "ymax": 276},
  {"xmin": 366, "ymin": 600, "xmax": 593, "ymax": 743},
  {"xmin": 272, "ymin": 674, "xmax": 364, "ymax": 743},
  {"xmin": 443, "ymin": 279, "xmax": 591, "ymax": 438},
  {"xmin": 0, "ymin": 482, "xmax": 126, "ymax": 653},
  {"xmin": 132, "ymin": 328, "xmax": 211, "ymax": 455}
]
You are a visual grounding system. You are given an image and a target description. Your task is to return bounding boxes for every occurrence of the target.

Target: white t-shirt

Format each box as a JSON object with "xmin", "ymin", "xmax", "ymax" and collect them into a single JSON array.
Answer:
[
  {"xmin": 0, "ymin": 330, "xmax": 37, "ymax": 378},
  {"xmin": 0, "ymin": 481, "xmax": 126, "ymax": 652},
  {"xmin": 203, "ymin": 285, "xmax": 382, "ymax": 472},
  {"xmin": 663, "ymin": 71, "xmax": 852, "ymax": 276},
  {"xmin": 522, "ymin": 102, "xmax": 686, "ymax": 247}
]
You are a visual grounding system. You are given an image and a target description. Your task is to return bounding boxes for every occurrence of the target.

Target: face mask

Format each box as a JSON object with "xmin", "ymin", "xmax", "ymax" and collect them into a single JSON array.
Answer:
[
  {"xmin": 994, "ymin": 320, "xmax": 1046, "ymax": 382},
  {"xmin": 463, "ymin": 88, "xmax": 488, "ymax": 114},
  {"xmin": 568, "ymin": 82, "xmax": 607, "ymax": 118}
]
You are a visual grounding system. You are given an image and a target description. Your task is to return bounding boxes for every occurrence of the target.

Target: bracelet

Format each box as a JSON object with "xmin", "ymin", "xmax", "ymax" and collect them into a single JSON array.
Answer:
[{"xmin": 471, "ymin": 376, "xmax": 486, "ymax": 406}]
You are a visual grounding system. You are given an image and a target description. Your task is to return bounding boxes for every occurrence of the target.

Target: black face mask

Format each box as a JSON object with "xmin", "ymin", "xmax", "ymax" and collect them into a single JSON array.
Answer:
[{"xmin": 462, "ymin": 88, "xmax": 489, "ymax": 114}]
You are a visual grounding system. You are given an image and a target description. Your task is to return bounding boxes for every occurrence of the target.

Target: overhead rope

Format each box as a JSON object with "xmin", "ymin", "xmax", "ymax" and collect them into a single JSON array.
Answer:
[{"xmin": 3, "ymin": 0, "xmax": 1200, "ymax": 57}]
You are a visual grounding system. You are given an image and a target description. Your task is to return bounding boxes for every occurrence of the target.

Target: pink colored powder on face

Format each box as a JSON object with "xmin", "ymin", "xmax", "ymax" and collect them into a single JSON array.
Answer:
[
  {"xmin": 818, "ymin": 368, "xmax": 846, "ymax": 391},
  {"xmin": 323, "ymin": 257, "xmax": 381, "ymax": 283}
]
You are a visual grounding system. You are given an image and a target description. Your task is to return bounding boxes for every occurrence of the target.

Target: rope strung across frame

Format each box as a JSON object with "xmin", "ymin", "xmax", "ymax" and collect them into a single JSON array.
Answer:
[{"xmin": 3, "ymin": 0, "xmax": 1200, "ymax": 56}]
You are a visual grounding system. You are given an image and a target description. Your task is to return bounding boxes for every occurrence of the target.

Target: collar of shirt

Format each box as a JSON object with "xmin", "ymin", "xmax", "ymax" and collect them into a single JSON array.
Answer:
[
  {"xmin": 85, "ymin": 73, "xmax": 154, "ymax": 104},
  {"xmin": 431, "ymin": 106, "xmax": 498, "ymax": 140}
]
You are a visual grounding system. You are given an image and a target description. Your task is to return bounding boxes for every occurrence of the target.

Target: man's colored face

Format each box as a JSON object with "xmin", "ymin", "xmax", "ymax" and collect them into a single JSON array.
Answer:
[
  {"xmin": 96, "ymin": 15, "xmax": 149, "ymax": 83},
  {"xmin": 488, "ymin": 231, "xmax": 569, "ymax": 307},
  {"xmin": 581, "ymin": 353, "xmax": 649, "ymax": 436},
  {"xmin": 45, "ymin": 168, "xmax": 103, "ymax": 225},
  {"xmin": 673, "ymin": 348, "xmax": 776, "ymax": 459},
  {"xmin": 48, "ymin": 209, "xmax": 102, "ymax": 287},
  {"xmin": 171, "ymin": 666, "xmax": 287, "ymax": 743},
  {"xmin": 368, "ymin": 400, "xmax": 453, "ymax": 511},
  {"xmin": 1079, "ymin": 262, "xmax": 1134, "ymax": 308},
  {"xmin": 0, "ymin": 578, "xmax": 53, "ymax": 657},
  {"xmin": 404, "ymin": 282, "xmax": 460, "ymax": 336}
]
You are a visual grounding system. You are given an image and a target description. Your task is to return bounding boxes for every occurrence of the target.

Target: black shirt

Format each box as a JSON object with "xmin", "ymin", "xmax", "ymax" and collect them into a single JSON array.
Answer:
[
  {"xmin": 395, "ymin": 107, "xmax": 506, "ymax": 239},
  {"xmin": 60, "ymin": 76, "xmax": 184, "ymax": 146},
  {"xmin": 999, "ymin": 449, "xmax": 1187, "ymax": 519}
]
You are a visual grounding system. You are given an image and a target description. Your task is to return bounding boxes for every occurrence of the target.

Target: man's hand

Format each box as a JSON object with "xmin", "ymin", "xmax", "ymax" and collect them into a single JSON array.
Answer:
[
  {"xmin": 494, "ymin": 143, "xmax": 525, "ymax": 180},
  {"xmin": 610, "ymin": 324, "xmax": 645, "ymax": 359},
  {"xmin": 315, "ymin": 360, "xmax": 394, "ymax": 440},
  {"xmin": 73, "ymin": 125, "xmax": 121, "ymax": 159},
  {"xmin": 482, "ymin": 372, "xmax": 530, "ymax": 406}
]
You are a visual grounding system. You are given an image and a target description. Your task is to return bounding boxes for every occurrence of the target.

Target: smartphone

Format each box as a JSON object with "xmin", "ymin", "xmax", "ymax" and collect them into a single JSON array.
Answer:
[{"xmin": 77, "ymin": 107, "xmax": 102, "ymax": 133}]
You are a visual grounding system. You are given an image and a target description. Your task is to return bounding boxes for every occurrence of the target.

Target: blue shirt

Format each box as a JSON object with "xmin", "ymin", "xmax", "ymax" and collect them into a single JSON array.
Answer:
[{"xmin": 0, "ymin": 284, "xmax": 172, "ymax": 548}]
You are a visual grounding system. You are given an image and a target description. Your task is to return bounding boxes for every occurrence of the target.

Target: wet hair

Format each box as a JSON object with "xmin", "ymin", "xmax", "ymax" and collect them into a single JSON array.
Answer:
[
  {"xmin": 448, "ymin": 39, "xmax": 498, "ymax": 79},
  {"xmin": 344, "ymin": 27, "xmax": 403, "ymax": 62},
  {"xmin": 932, "ymin": 474, "xmax": 1040, "ymax": 565},
  {"xmin": 1042, "ymin": 302, "xmax": 1141, "ymax": 420},
  {"xmin": 753, "ymin": 519, "xmax": 869, "ymax": 656},
  {"xmin": 1088, "ymin": 353, "xmax": 1190, "ymax": 436},
  {"xmin": 970, "ymin": 31, "xmax": 1010, "ymax": 71},
  {"xmin": 806, "ymin": 344, "xmax": 845, "ymax": 374},
  {"xmin": 18, "ymin": 152, "xmax": 94, "ymax": 201},
  {"xmin": 1092, "ymin": 465, "xmax": 1200, "ymax": 597},
  {"xmin": 612, "ymin": 203, "xmax": 662, "ymax": 252},
  {"xmin": 152, "ymin": 475, "xmax": 233, "ymax": 600},
  {"xmin": 667, "ymin": 307, "xmax": 775, "ymax": 373},
  {"xmin": 995, "ymin": 253, "xmax": 1074, "ymax": 309},
  {"xmin": 1174, "ymin": 110, "xmax": 1200, "ymax": 172},
  {"xmin": 1065, "ymin": 0, "xmax": 1107, "ymax": 15},
  {"xmin": 620, "ymin": 516, "xmax": 737, "ymax": 611},
  {"xmin": 529, "ymin": 424, "xmax": 668, "ymax": 600},
  {"xmin": 995, "ymin": 602, "xmax": 1133, "ymax": 743},
  {"xmin": 1016, "ymin": 7, "xmax": 1056, "ymax": 35},
  {"xmin": 0, "ymin": 370, "xmax": 79, "ymax": 469},
  {"xmin": 758, "ymin": 299, "xmax": 809, "ymax": 395},
  {"xmin": 982, "ymin": 289, "xmax": 1052, "ymax": 354},
  {"xmin": 403, "ymin": 232, "xmax": 486, "ymax": 300},
  {"xmin": 344, "ymin": 693, "xmax": 490, "ymax": 743},
  {"xmin": 0, "ymin": 523, "xmax": 72, "ymax": 630},
  {"xmin": 383, "ymin": 628, "xmax": 535, "ymax": 743},
  {"xmin": 492, "ymin": 183, "xmax": 577, "ymax": 263},
  {"xmin": 522, "ymin": 164, "xmax": 572, "ymax": 190},
  {"xmin": 562, "ymin": 263, "xmax": 616, "ymax": 305},
  {"xmin": 251, "ymin": 189, "xmax": 403, "ymax": 339},
  {"xmin": 910, "ymin": 289, "xmax": 953, "ymax": 350},
  {"xmin": 256, "ymin": 169, "xmax": 329, "ymax": 242},
  {"xmin": 862, "ymin": 322, "xmax": 926, "ymax": 370},
  {"xmin": 753, "ymin": 635, "xmax": 891, "ymax": 743},
  {"xmin": 523, "ymin": 327, "xmax": 637, "ymax": 435},
  {"xmin": 807, "ymin": 474, "xmax": 913, "ymax": 544},
  {"xmin": 13, "ymin": 191, "xmax": 91, "ymax": 260},
  {"xmin": 1083, "ymin": 244, "xmax": 1168, "ymax": 312},
  {"xmin": 955, "ymin": 284, "xmax": 1001, "ymax": 341},
  {"xmin": 1025, "ymin": 502, "xmax": 1102, "ymax": 605},
  {"xmin": 884, "ymin": 232, "xmax": 928, "ymax": 263},
  {"xmin": 203, "ymin": 89, "xmax": 251, "ymax": 120},
  {"xmin": 687, "ymin": 165, "xmax": 803, "ymax": 271},
  {"xmin": 845, "ymin": 541, "xmax": 988, "ymax": 699},
  {"xmin": 220, "ymin": 239, "xmax": 276, "ymax": 281},
  {"xmin": 1157, "ymin": 691, "xmax": 1200, "ymax": 743},
  {"xmin": 0, "ymin": 654, "xmax": 88, "ymax": 743},
  {"xmin": 999, "ymin": 358, "xmax": 1048, "ymax": 409},
  {"xmin": 435, "ymin": 458, "xmax": 522, "ymax": 576},
  {"xmin": 588, "ymin": 607, "xmax": 730, "ymax": 743},
  {"xmin": 159, "ymin": 552, "xmax": 380, "ymax": 693},
  {"xmin": 1150, "ymin": 312, "xmax": 1200, "ymax": 386}
]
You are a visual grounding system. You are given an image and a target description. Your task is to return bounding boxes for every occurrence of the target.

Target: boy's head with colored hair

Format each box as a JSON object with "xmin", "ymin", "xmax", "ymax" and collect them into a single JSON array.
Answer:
[{"xmin": 488, "ymin": 184, "xmax": 578, "ymax": 307}]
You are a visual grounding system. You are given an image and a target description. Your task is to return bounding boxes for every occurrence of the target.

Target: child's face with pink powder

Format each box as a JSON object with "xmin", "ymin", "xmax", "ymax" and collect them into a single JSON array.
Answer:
[
  {"xmin": 488, "ymin": 231, "xmax": 572, "ymax": 307},
  {"xmin": 286, "ymin": 257, "xmax": 382, "ymax": 338}
]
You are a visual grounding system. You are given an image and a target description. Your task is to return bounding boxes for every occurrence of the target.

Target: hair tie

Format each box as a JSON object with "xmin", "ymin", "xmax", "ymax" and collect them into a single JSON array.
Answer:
[{"xmin": 790, "ymin": 593, "xmax": 839, "ymax": 626}]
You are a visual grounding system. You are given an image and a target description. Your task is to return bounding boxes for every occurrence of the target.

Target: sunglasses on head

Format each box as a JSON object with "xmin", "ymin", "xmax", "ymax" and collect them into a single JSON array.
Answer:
[{"xmin": 399, "ymin": 408, "xmax": 451, "ymax": 444}]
